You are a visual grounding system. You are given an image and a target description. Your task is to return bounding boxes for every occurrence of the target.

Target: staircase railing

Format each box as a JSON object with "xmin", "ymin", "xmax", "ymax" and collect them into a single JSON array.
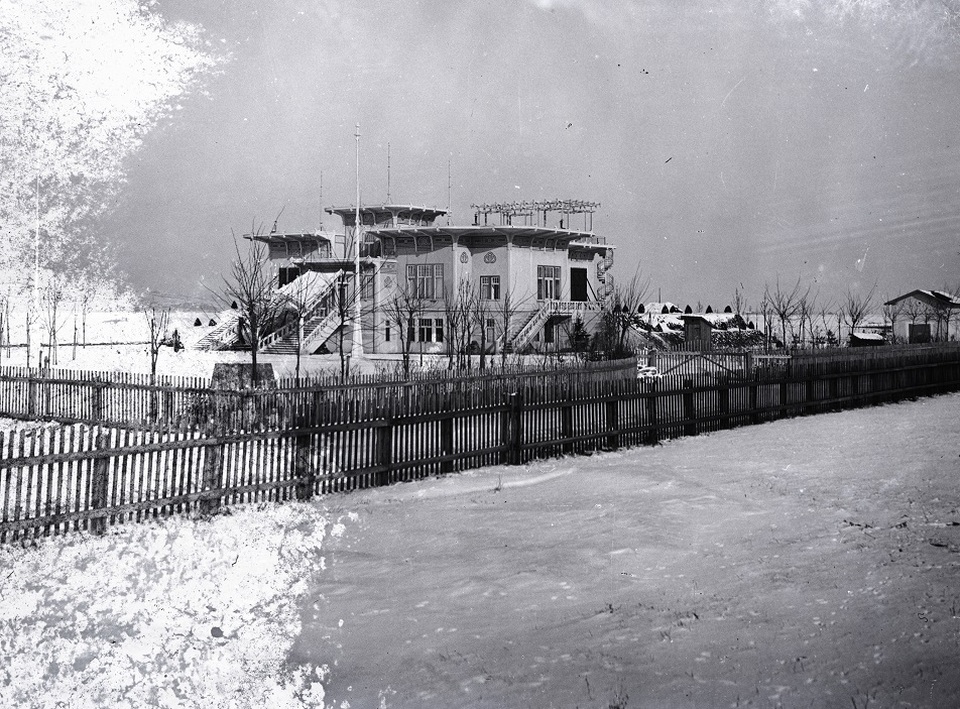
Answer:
[
  {"xmin": 509, "ymin": 300, "xmax": 600, "ymax": 352},
  {"xmin": 259, "ymin": 270, "xmax": 344, "ymax": 352},
  {"xmin": 195, "ymin": 311, "xmax": 241, "ymax": 350}
]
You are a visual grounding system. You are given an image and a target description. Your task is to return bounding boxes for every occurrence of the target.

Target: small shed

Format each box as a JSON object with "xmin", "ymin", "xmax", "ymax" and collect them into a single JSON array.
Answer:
[
  {"xmin": 681, "ymin": 315, "xmax": 713, "ymax": 351},
  {"xmin": 849, "ymin": 332, "xmax": 885, "ymax": 348}
]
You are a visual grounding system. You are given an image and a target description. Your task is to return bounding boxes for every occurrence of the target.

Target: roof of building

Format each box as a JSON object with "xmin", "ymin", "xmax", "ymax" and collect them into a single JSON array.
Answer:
[
  {"xmin": 248, "ymin": 231, "xmax": 335, "ymax": 244},
  {"xmin": 364, "ymin": 225, "xmax": 612, "ymax": 250},
  {"xmin": 884, "ymin": 289, "xmax": 960, "ymax": 308},
  {"xmin": 325, "ymin": 204, "xmax": 449, "ymax": 223}
]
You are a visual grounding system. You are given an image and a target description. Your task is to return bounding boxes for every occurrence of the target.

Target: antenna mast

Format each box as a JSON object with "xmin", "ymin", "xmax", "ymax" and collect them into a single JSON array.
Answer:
[
  {"xmin": 387, "ymin": 142, "xmax": 391, "ymax": 203},
  {"xmin": 447, "ymin": 158, "xmax": 452, "ymax": 226}
]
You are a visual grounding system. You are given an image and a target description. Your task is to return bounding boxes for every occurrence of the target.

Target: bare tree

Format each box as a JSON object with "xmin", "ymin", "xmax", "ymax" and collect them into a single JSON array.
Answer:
[
  {"xmin": 384, "ymin": 281, "xmax": 425, "ymax": 378},
  {"xmin": 217, "ymin": 228, "xmax": 284, "ymax": 386},
  {"xmin": 494, "ymin": 286, "xmax": 529, "ymax": 366},
  {"xmin": 764, "ymin": 275, "xmax": 809, "ymax": 351},
  {"xmin": 816, "ymin": 298, "xmax": 835, "ymax": 349},
  {"xmin": 732, "ymin": 284, "xmax": 748, "ymax": 318},
  {"xmin": 42, "ymin": 280, "xmax": 66, "ymax": 366},
  {"xmin": 469, "ymin": 283, "xmax": 493, "ymax": 371},
  {"xmin": 881, "ymin": 296, "xmax": 905, "ymax": 344},
  {"xmin": 605, "ymin": 272, "xmax": 650, "ymax": 356},
  {"xmin": 795, "ymin": 288, "xmax": 819, "ymax": 350},
  {"xmin": 442, "ymin": 279, "xmax": 473, "ymax": 370},
  {"xmin": 839, "ymin": 283, "xmax": 877, "ymax": 345},
  {"xmin": 143, "ymin": 303, "xmax": 170, "ymax": 377},
  {"xmin": 281, "ymin": 273, "xmax": 315, "ymax": 384}
]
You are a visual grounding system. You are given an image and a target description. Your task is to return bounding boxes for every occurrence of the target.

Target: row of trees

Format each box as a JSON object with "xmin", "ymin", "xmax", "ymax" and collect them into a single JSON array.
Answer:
[
  {"xmin": 749, "ymin": 277, "xmax": 960, "ymax": 350},
  {"xmin": 0, "ymin": 274, "xmax": 120, "ymax": 368}
]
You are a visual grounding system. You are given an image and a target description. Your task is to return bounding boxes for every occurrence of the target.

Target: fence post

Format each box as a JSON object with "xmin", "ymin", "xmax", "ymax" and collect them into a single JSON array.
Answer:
[
  {"xmin": 91, "ymin": 381, "xmax": 105, "ymax": 422},
  {"xmin": 749, "ymin": 375, "xmax": 760, "ymax": 425},
  {"xmin": 28, "ymin": 374, "xmax": 38, "ymax": 418},
  {"xmin": 375, "ymin": 418, "xmax": 393, "ymax": 487},
  {"xmin": 295, "ymin": 428, "xmax": 316, "ymax": 500},
  {"xmin": 561, "ymin": 393, "xmax": 574, "ymax": 454},
  {"xmin": 200, "ymin": 421, "xmax": 224, "ymax": 514},
  {"xmin": 645, "ymin": 383, "xmax": 659, "ymax": 445},
  {"xmin": 828, "ymin": 373, "xmax": 839, "ymax": 409},
  {"xmin": 90, "ymin": 427, "xmax": 110, "ymax": 536},
  {"xmin": 605, "ymin": 395, "xmax": 620, "ymax": 451},
  {"xmin": 440, "ymin": 394, "xmax": 454, "ymax": 474},
  {"xmin": 502, "ymin": 391, "xmax": 524, "ymax": 466},
  {"xmin": 683, "ymin": 378, "xmax": 696, "ymax": 437},
  {"xmin": 719, "ymin": 382, "xmax": 730, "ymax": 429},
  {"xmin": 779, "ymin": 379, "xmax": 789, "ymax": 419}
]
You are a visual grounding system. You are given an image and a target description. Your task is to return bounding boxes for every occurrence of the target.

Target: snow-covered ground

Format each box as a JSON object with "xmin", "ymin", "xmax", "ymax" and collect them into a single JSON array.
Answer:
[
  {"xmin": 4, "ymin": 394, "xmax": 960, "ymax": 708},
  {"xmin": 0, "ymin": 504, "xmax": 351, "ymax": 709},
  {"xmin": 294, "ymin": 393, "xmax": 960, "ymax": 709}
]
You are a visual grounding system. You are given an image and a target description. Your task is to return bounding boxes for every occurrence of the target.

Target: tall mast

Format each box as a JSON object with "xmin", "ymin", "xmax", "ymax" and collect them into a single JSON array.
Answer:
[
  {"xmin": 387, "ymin": 142, "xmax": 391, "ymax": 203},
  {"xmin": 352, "ymin": 123, "xmax": 364, "ymax": 359}
]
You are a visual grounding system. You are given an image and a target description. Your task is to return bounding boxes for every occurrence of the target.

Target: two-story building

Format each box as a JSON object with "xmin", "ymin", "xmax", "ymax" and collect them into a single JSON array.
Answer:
[{"xmin": 203, "ymin": 199, "xmax": 616, "ymax": 356}]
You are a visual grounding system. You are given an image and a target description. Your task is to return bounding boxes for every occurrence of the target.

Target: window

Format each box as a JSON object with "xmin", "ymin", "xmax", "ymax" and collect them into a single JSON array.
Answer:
[
  {"xmin": 480, "ymin": 275, "xmax": 501, "ymax": 300},
  {"xmin": 537, "ymin": 265, "xmax": 561, "ymax": 300},
  {"xmin": 385, "ymin": 322, "xmax": 391, "ymax": 342},
  {"xmin": 361, "ymin": 272, "xmax": 374, "ymax": 300},
  {"xmin": 418, "ymin": 318, "xmax": 433, "ymax": 343},
  {"xmin": 406, "ymin": 263, "xmax": 444, "ymax": 299},
  {"xmin": 413, "ymin": 318, "xmax": 445, "ymax": 343}
]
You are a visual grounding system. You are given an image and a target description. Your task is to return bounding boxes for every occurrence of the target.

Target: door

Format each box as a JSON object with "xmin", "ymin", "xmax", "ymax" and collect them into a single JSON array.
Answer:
[{"xmin": 570, "ymin": 267, "xmax": 588, "ymax": 302}]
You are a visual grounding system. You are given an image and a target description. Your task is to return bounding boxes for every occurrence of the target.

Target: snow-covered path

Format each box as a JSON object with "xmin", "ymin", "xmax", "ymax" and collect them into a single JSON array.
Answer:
[{"xmin": 295, "ymin": 393, "xmax": 960, "ymax": 709}]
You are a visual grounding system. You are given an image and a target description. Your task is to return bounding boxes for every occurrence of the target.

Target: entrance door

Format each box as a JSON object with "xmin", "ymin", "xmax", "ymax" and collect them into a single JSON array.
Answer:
[{"xmin": 570, "ymin": 267, "xmax": 588, "ymax": 302}]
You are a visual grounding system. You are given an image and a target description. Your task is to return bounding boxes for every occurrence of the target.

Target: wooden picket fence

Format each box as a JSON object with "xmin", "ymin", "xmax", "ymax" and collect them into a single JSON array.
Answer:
[{"xmin": 2, "ymin": 344, "xmax": 960, "ymax": 542}]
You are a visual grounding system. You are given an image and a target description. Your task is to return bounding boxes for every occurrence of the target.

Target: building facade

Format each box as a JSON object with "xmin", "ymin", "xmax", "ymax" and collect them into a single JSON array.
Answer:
[{"xmin": 238, "ymin": 199, "xmax": 616, "ymax": 356}]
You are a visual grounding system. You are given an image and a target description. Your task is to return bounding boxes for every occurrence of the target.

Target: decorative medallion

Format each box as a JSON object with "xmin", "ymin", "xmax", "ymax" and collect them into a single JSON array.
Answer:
[
  {"xmin": 483, "ymin": 251, "xmax": 497, "ymax": 264},
  {"xmin": 383, "ymin": 276, "xmax": 393, "ymax": 288},
  {"xmin": 459, "ymin": 251, "xmax": 469, "ymax": 264}
]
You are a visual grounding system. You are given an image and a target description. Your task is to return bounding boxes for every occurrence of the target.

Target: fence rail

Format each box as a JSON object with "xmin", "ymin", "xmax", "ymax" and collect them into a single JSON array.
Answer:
[{"xmin": 3, "ymin": 344, "xmax": 960, "ymax": 542}]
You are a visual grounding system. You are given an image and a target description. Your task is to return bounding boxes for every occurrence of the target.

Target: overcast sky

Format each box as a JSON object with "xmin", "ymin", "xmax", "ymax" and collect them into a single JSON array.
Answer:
[{"xmin": 106, "ymin": 0, "xmax": 960, "ymax": 308}]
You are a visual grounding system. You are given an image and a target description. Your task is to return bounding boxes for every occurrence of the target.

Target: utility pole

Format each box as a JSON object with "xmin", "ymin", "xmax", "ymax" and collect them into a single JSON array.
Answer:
[{"xmin": 352, "ymin": 123, "xmax": 364, "ymax": 360}]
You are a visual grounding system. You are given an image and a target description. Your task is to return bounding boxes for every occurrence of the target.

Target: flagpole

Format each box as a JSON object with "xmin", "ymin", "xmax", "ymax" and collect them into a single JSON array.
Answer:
[{"xmin": 352, "ymin": 123, "xmax": 364, "ymax": 359}]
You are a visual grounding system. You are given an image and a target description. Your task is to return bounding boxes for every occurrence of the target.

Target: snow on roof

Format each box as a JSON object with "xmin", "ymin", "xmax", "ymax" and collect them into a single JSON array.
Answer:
[
  {"xmin": 851, "ymin": 332, "xmax": 885, "ymax": 341},
  {"xmin": 884, "ymin": 289, "xmax": 960, "ymax": 308}
]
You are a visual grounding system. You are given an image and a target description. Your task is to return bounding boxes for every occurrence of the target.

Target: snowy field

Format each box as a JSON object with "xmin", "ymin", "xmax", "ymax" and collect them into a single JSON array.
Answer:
[
  {"xmin": 0, "ymin": 309, "xmax": 480, "ymax": 379},
  {"xmin": 295, "ymin": 393, "xmax": 960, "ymax": 709},
  {"xmin": 2, "ymin": 393, "xmax": 959, "ymax": 708}
]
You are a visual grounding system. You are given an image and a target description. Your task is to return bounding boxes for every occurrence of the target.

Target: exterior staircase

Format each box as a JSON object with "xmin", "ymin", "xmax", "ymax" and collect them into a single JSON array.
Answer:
[
  {"xmin": 195, "ymin": 310, "xmax": 242, "ymax": 351},
  {"xmin": 260, "ymin": 270, "xmax": 345, "ymax": 354},
  {"xmin": 506, "ymin": 300, "xmax": 601, "ymax": 353}
]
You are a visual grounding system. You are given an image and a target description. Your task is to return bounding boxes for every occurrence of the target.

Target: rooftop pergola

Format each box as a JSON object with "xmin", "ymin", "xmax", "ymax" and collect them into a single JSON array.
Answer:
[{"xmin": 470, "ymin": 199, "xmax": 601, "ymax": 231}]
